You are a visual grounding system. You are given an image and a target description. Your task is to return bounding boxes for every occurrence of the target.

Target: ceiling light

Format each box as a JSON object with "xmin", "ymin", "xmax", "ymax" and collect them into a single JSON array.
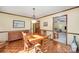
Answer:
[{"xmin": 32, "ymin": 8, "xmax": 37, "ymax": 23}]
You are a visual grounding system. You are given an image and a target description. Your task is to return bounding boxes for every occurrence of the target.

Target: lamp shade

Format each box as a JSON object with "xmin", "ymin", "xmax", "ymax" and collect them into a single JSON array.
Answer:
[{"xmin": 32, "ymin": 20, "xmax": 37, "ymax": 23}]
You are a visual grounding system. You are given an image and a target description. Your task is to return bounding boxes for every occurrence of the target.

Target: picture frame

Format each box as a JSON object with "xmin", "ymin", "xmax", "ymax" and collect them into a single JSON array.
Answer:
[
  {"xmin": 43, "ymin": 22, "xmax": 48, "ymax": 26},
  {"xmin": 13, "ymin": 20, "xmax": 25, "ymax": 28}
]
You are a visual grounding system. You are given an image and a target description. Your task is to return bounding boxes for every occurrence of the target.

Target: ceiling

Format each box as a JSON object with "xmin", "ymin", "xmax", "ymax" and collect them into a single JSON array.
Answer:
[{"xmin": 0, "ymin": 6, "xmax": 76, "ymax": 18}]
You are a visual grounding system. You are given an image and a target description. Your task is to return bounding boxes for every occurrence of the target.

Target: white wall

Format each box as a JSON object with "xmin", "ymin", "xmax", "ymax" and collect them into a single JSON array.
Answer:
[
  {"xmin": 0, "ymin": 33, "xmax": 8, "ymax": 42},
  {"xmin": 0, "ymin": 13, "xmax": 32, "ymax": 41},
  {"xmin": 38, "ymin": 7, "xmax": 79, "ymax": 45}
]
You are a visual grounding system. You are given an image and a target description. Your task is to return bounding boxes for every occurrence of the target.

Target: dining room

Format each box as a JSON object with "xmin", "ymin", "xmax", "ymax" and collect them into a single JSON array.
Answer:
[{"xmin": 0, "ymin": 6, "xmax": 79, "ymax": 53}]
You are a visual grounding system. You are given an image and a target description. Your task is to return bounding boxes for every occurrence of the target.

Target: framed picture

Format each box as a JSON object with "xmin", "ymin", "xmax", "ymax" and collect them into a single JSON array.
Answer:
[
  {"xmin": 13, "ymin": 20, "xmax": 25, "ymax": 28},
  {"xmin": 43, "ymin": 22, "xmax": 48, "ymax": 26}
]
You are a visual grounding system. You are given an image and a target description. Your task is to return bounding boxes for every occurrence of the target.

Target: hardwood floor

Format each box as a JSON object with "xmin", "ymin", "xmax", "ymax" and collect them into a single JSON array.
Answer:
[
  {"xmin": 0, "ymin": 39, "xmax": 71, "ymax": 53},
  {"xmin": 1, "ymin": 39, "xmax": 24, "ymax": 53},
  {"xmin": 41, "ymin": 39, "xmax": 71, "ymax": 53}
]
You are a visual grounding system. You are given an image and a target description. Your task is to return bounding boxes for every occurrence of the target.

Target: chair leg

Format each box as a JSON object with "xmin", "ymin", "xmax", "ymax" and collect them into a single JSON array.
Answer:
[
  {"xmin": 24, "ymin": 45, "xmax": 26, "ymax": 51},
  {"xmin": 24, "ymin": 45, "xmax": 29, "ymax": 52}
]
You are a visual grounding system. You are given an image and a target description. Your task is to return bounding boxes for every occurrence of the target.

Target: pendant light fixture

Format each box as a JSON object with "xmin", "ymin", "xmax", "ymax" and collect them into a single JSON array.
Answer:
[{"xmin": 32, "ymin": 8, "xmax": 37, "ymax": 23}]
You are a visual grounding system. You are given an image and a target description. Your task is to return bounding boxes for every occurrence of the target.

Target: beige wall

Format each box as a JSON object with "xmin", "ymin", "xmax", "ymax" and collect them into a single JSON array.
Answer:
[
  {"xmin": 39, "ymin": 7, "xmax": 79, "ymax": 33},
  {"xmin": 0, "ymin": 13, "xmax": 32, "ymax": 41},
  {"xmin": 38, "ymin": 7, "xmax": 79, "ymax": 45},
  {"xmin": 39, "ymin": 16, "xmax": 53, "ymax": 30},
  {"xmin": 0, "ymin": 13, "xmax": 31, "ymax": 31},
  {"xmin": 39, "ymin": 16, "xmax": 53, "ymax": 39}
]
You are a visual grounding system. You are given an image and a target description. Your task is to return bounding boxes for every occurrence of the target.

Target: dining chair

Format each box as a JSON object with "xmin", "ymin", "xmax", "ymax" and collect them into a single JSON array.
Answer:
[
  {"xmin": 22, "ymin": 32, "xmax": 30, "ymax": 52},
  {"xmin": 34, "ymin": 43, "xmax": 42, "ymax": 53}
]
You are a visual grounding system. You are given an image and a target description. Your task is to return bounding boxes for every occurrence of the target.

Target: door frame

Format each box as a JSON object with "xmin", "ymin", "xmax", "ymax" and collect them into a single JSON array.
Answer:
[{"xmin": 53, "ymin": 15, "xmax": 68, "ymax": 45}]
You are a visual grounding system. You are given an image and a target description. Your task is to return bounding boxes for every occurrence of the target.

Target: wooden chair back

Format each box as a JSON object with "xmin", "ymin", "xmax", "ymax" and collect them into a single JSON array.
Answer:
[{"xmin": 22, "ymin": 32, "xmax": 30, "ymax": 51}]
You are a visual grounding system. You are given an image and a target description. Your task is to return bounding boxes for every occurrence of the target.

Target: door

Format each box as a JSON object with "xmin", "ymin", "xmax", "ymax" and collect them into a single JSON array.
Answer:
[
  {"xmin": 33, "ymin": 21, "xmax": 40, "ymax": 34},
  {"xmin": 53, "ymin": 15, "xmax": 67, "ymax": 45}
]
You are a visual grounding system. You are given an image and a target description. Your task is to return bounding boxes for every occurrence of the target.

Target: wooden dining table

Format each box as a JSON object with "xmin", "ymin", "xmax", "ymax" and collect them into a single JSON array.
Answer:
[
  {"xmin": 26, "ymin": 34, "xmax": 48, "ymax": 45},
  {"xmin": 21, "ymin": 33, "xmax": 72, "ymax": 53}
]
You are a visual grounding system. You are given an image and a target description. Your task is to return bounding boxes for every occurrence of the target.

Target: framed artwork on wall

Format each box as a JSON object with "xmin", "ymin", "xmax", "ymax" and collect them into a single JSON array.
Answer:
[
  {"xmin": 13, "ymin": 20, "xmax": 25, "ymax": 28},
  {"xmin": 43, "ymin": 22, "xmax": 48, "ymax": 26}
]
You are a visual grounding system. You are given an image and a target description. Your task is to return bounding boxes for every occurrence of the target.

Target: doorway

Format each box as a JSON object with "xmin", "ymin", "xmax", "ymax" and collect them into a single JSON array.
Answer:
[
  {"xmin": 53, "ymin": 15, "xmax": 67, "ymax": 45},
  {"xmin": 33, "ymin": 21, "xmax": 40, "ymax": 34}
]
